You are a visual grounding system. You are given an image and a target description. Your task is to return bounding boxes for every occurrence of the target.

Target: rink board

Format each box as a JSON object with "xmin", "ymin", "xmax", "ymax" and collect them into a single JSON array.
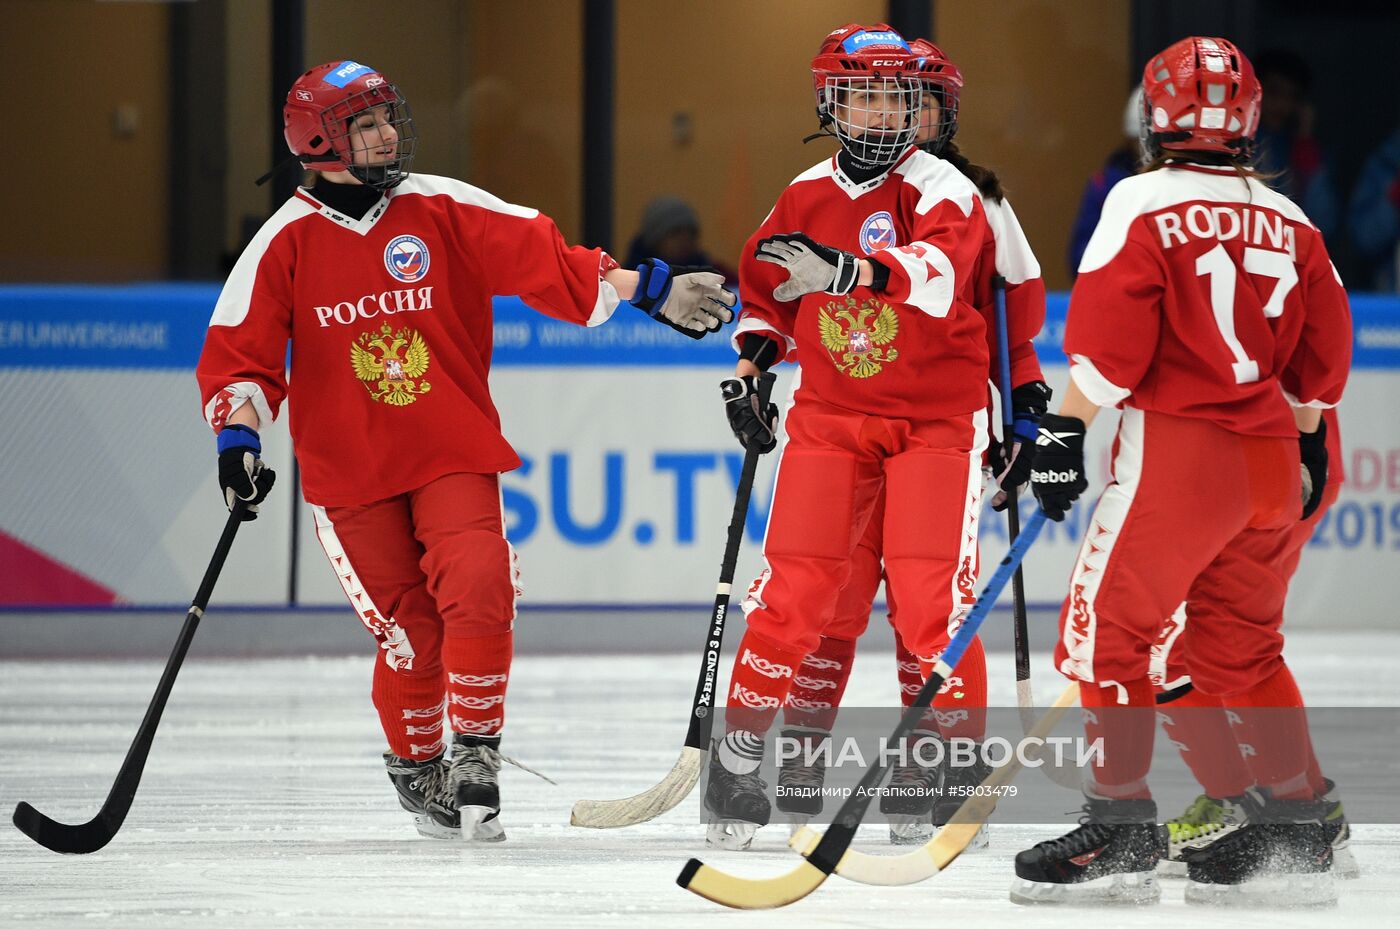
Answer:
[{"xmin": 1, "ymin": 284, "xmax": 1397, "ymax": 629}]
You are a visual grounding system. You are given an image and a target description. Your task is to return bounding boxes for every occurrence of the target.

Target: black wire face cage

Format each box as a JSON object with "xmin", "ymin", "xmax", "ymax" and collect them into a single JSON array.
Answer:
[
  {"xmin": 323, "ymin": 86, "xmax": 418, "ymax": 190},
  {"xmin": 820, "ymin": 75, "xmax": 922, "ymax": 168},
  {"xmin": 917, "ymin": 81, "xmax": 959, "ymax": 155}
]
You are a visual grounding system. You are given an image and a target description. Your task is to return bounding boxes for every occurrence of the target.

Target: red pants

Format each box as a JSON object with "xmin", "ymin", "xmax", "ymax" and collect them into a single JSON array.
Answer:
[
  {"xmin": 1056, "ymin": 409, "xmax": 1299, "ymax": 697},
  {"xmin": 743, "ymin": 393, "xmax": 987, "ymax": 662},
  {"xmin": 1151, "ymin": 480, "xmax": 1341, "ymax": 693},
  {"xmin": 313, "ymin": 472, "xmax": 520, "ymax": 759}
]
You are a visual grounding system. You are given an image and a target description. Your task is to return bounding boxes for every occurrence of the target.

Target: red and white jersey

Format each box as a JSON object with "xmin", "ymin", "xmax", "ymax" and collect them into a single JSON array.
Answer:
[
  {"xmin": 197, "ymin": 173, "xmax": 620, "ymax": 507},
  {"xmin": 733, "ymin": 149, "xmax": 994, "ymax": 419},
  {"xmin": 1067, "ymin": 163, "xmax": 1351, "ymax": 437},
  {"xmin": 969, "ymin": 194, "xmax": 1046, "ymax": 392}
]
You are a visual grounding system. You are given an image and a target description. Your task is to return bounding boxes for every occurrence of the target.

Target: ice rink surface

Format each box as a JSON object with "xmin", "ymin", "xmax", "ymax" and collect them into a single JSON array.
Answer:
[{"xmin": 3, "ymin": 630, "xmax": 1398, "ymax": 928}]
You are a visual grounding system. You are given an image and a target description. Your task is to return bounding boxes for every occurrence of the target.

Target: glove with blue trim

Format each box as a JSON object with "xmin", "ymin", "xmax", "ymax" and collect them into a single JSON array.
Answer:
[
  {"xmin": 630, "ymin": 258, "xmax": 736, "ymax": 339},
  {"xmin": 992, "ymin": 380, "xmax": 1053, "ymax": 511},
  {"xmin": 217, "ymin": 424, "xmax": 276, "ymax": 521}
]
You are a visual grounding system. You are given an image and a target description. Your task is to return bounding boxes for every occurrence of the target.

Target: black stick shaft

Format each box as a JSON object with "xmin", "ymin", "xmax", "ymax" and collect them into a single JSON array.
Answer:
[
  {"xmin": 12, "ymin": 503, "xmax": 245, "ymax": 853},
  {"xmin": 992, "ymin": 276, "xmax": 1031, "ymax": 683},
  {"xmin": 684, "ymin": 372, "xmax": 775, "ymax": 749}
]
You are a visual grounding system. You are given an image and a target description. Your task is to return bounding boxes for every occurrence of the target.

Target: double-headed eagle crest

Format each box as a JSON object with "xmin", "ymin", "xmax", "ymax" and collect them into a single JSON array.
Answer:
[
  {"xmin": 817, "ymin": 297, "xmax": 900, "ymax": 378},
  {"xmin": 351, "ymin": 323, "xmax": 432, "ymax": 406}
]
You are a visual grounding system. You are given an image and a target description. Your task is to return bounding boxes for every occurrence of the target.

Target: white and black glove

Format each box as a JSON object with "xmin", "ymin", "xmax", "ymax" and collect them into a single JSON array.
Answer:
[
  {"xmin": 217, "ymin": 424, "xmax": 276, "ymax": 521},
  {"xmin": 630, "ymin": 258, "xmax": 736, "ymax": 339},
  {"xmin": 1028, "ymin": 413, "xmax": 1088, "ymax": 522},
  {"xmin": 721, "ymin": 376, "xmax": 779, "ymax": 454},
  {"xmin": 755, "ymin": 232, "xmax": 861, "ymax": 302},
  {"xmin": 1299, "ymin": 420, "xmax": 1328, "ymax": 520},
  {"xmin": 990, "ymin": 381, "xmax": 1054, "ymax": 511}
]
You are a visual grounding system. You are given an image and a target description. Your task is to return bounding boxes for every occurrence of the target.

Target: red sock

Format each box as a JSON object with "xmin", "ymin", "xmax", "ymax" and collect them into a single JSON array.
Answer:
[
  {"xmin": 893, "ymin": 634, "xmax": 923, "ymax": 708},
  {"xmin": 1081, "ymin": 678, "xmax": 1156, "ymax": 800},
  {"xmin": 373, "ymin": 662, "xmax": 447, "ymax": 760},
  {"xmin": 442, "ymin": 630, "xmax": 512, "ymax": 738},
  {"xmin": 912, "ymin": 633, "xmax": 988, "ymax": 741},
  {"xmin": 1222, "ymin": 664, "xmax": 1316, "ymax": 800},
  {"xmin": 1156, "ymin": 685, "xmax": 1253, "ymax": 798},
  {"xmin": 726, "ymin": 629, "xmax": 806, "ymax": 735},
  {"xmin": 783, "ymin": 636, "xmax": 857, "ymax": 731}
]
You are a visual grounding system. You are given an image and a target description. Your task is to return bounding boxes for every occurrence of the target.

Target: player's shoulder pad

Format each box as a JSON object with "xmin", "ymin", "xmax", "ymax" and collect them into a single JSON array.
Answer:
[
  {"xmin": 1078, "ymin": 171, "xmax": 1183, "ymax": 273},
  {"xmin": 787, "ymin": 157, "xmax": 839, "ymax": 189},
  {"xmin": 396, "ymin": 173, "xmax": 540, "ymax": 220},
  {"xmin": 893, "ymin": 151, "xmax": 978, "ymax": 218},
  {"xmin": 981, "ymin": 194, "xmax": 1040, "ymax": 285}
]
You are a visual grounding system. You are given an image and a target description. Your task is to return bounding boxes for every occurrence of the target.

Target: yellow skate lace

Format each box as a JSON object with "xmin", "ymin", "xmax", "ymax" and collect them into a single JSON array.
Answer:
[{"xmin": 1166, "ymin": 793, "xmax": 1227, "ymax": 843}]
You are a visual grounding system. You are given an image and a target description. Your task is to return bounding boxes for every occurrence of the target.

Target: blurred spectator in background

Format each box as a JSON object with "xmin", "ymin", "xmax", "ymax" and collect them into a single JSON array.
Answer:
[
  {"xmin": 1252, "ymin": 49, "xmax": 1339, "ymax": 243},
  {"xmin": 1066, "ymin": 87, "xmax": 1142, "ymax": 277},
  {"xmin": 1348, "ymin": 124, "xmax": 1400, "ymax": 291},
  {"xmin": 624, "ymin": 196, "xmax": 738, "ymax": 284}
]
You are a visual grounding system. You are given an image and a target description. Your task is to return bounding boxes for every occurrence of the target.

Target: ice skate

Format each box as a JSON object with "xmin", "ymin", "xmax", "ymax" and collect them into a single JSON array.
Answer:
[
  {"xmin": 447, "ymin": 734, "xmax": 507, "ymax": 842},
  {"xmin": 775, "ymin": 728, "xmax": 828, "ymax": 837},
  {"xmin": 1320, "ymin": 778, "xmax": 1360, "ymax": 880},
  {"xmin": 704, "ymin": 735, "xmax": 771, "ymax": 850},
  {"xmin": 932, "ymin": 740, "xmax": 992, "ymax": 852},
  {"xmin": 881, "ymin": 730, "xmax": 940, "ymax": 845},
  {"xmin": 1183, "ymin": 790, "xmax": 1337, "ymax": 907},
  {"xmin": 1011, "ymin": 797, "xmax": 1165, "ymax": 905},
  {"xmin": 383, "ymin": 750, "xmax": 459, "ymax": 839},
  {"xmin": 1160, "ymin": 793, "xmax": 1244, "ymax": 877}
]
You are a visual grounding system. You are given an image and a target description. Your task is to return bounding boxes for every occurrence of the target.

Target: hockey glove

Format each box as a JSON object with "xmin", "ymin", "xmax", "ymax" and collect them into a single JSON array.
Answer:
[
  {"xmin": 991, "ymin": 381, "xmax": 1053, "ymax": 511},
  {"xmin": 1028, "ymin": 413, "xmax": 1088, "ymax": 522},
  {"xmin": 755, "ymin": 232, "xmax": 861, "ymax": 302},
  {"xmin": 217, "ymin": 424, "xmax": 276, "ymax": 521},
  {"xmin": 721, "ymin": 376, "xmax": 779, "ymax": 454},
  {"xmin": 1299, "ymin": 419, "xmax": 1328, "ymax": 520},
  {"xmin": 630, "ymin": 258, "xmax": 736, "ymax": 339}
]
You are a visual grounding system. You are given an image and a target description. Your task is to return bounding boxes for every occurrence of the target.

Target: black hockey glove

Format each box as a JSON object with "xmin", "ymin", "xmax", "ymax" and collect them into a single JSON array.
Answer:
[
  {"xmin": 630, "ymin": 258, "xmax": 736, "ymax": 339},
  {"xmin": 755, "ymin": 232, "xmax": 861, "ymax": 302},
  {"xmin": 217, "ymin": 424, "xmax": 276, "ymax": 521},
  {"xmin": 1299, "ymin": 419, "xmax": 1328, "ymax": 520},
  {"xmin": 721, "ymin": 376, "xmax": 779, "ymax": 454},
  {"xmin": 1028, "ymin": 413, "xmax": 1088, "ymax": 522},
  {"xmin": 991, "ymin": 381, "xmax": 1053, "ymax": 511}
]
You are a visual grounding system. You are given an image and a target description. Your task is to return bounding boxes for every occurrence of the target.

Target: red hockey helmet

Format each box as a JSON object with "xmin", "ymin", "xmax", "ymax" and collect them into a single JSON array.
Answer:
[
  {"xmin": 283, "ymin": 60, "xmax": 418, "ymax": 189},
  {"xmin": 1140, "ymin": 37, "xmax": 1260, "ymax": 159},
  {"xmin": 811, "ymin": 24, "xmax": 922, "ymax": 167},
  {"xmin": 909, "ymin": 38, "xmax": 964, "ymax": 154}
]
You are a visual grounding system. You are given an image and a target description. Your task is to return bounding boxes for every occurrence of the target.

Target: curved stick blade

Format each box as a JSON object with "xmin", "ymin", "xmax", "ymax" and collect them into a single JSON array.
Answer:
[
  {"xmin": 12, "ymin": 801, "xmax": 116, "ymax": 855},
  {"xmin": 677, "ymin": 857, "xmax": 828, "ymax": 909},
  {"xmin": 570, "ymin": 747, "xmax": 704, "ymax": 828}
]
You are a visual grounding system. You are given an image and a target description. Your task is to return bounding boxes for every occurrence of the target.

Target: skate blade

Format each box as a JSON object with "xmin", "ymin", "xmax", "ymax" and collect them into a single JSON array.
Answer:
[
  {"xmin": 460, "ymin": 805, "xmax": 506, "ymax": 843},
  {"xmin": 1158, "ymin": 858, "xmax": 1188, "ymax": 878},
  {"xmin": 412, "ymin": 814, "xmax": 460, "ymax": 840},
  {"xmin": 706, "ymin": 819, "xmax": 758, "ymax": 851},
  {"xmin": 1332, "ymin": 845, "xmax": 1360, "ymax": 880},
  {"xmin": 1010, "ymin": 870, "xmax": 1161, "ymax": 906},
  {"xmin": 784, "ymin": 815, "xmax": 811, "ymax": 840},
  {"xmin": 1185, "ymin": 871, "xmax": 1337, "ymax": 908},
  {"xmin": 887, "ymin": 814, "xmax": 933, "ymax": 846}
]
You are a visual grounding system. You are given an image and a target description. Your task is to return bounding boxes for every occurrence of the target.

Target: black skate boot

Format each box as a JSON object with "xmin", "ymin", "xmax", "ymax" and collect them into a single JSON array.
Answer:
[
  {"xmin": 932, "ymin": 739, "xmax": 993, "ymax": 852},
  {"xmin": 1161, "ymin": 793, "xmax": 1246, "ymax": 877},
  {"xmin": 448, "ymin": 734, "xmax": 506, "ymax": 842},
  {"xmin": 704, "ymin": 733, "xmax": 771, "ymax": 850},
  {"xmin": 1320, "ymin": 778, "xmax": 1359, "ymax": 880},
  {"xmin": 1011, "ymin": 796, "xmax": 1165, "ymax": 905},
  {"xmin": 775, "ymin": 728, "xmax": 828, "ymax": 836},
  {"xmin": 1183, "ymin": 789, "xmax": 1336, "ymax": 907},
  {"xmin": 881, "ymin": 729, "xmax": 942, "ymax": 845},
  {"xmin": 383, "ymin": 751, "xmax": 459, "ymax": 839}
]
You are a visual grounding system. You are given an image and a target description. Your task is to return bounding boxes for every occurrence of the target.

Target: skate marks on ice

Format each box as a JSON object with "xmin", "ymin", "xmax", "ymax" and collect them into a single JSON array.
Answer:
[{"xmin": 0, "ymin": 642, "xmax": 1396, "ymax": 927}]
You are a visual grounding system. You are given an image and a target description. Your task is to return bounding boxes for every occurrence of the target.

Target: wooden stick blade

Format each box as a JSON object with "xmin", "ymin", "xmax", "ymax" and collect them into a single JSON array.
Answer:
[
  {"xmin": 569, "ymin": 746, "xmax": 704, "ymax": 828},
  {"xmin": 677, "ymin": 857, "xmax": 828, "ymax": 909}
]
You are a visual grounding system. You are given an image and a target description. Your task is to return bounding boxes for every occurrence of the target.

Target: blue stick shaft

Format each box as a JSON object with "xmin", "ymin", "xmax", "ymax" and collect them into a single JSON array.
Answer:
[{"xmin": 938, "ymin": 508, "xmax": 1046, "ymax": 673}]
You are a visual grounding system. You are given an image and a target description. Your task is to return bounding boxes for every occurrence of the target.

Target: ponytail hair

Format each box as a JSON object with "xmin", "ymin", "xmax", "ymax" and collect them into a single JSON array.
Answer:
[{"xmin": 938, "ymin": 140, "xmax": 1005, "ymax": 203}]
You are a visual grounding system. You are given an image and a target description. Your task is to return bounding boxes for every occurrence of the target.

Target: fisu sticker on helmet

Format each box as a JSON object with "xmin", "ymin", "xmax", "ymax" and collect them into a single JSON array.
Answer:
[
  {"xmin": 324, "ymin": 61, "xmax": 374, "ymax": 88},
  {"xmin": 384, "ymin": 235, "xmax": 430, "ymax": 283}
]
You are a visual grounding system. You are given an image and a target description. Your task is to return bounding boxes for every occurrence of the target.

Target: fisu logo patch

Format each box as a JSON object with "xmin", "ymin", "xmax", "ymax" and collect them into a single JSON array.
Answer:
[
  {"xmin": 384, "ymin": 234, "xmax": 430, "ymax": 283},
  {"xmin": 859, "ymin": 211, "xmax": 896, "ymax": 254}
]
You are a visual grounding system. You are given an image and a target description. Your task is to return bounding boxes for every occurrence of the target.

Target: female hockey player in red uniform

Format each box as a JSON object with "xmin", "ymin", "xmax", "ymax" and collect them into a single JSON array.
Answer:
[
  {"xmin": 1011, "ymin": 37, "xmax": 1351, "ymax": 906},
  {"xmin": 196, "ymin": 61, "xmax": 733, "ymax": 842},
  {"xmin": 768, "ymin": 36, "xmax": 1051, "ymax": 847},
  {"xmin": 707, "ymin": 24, "xmax": 1000, "ymax": 849}
]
